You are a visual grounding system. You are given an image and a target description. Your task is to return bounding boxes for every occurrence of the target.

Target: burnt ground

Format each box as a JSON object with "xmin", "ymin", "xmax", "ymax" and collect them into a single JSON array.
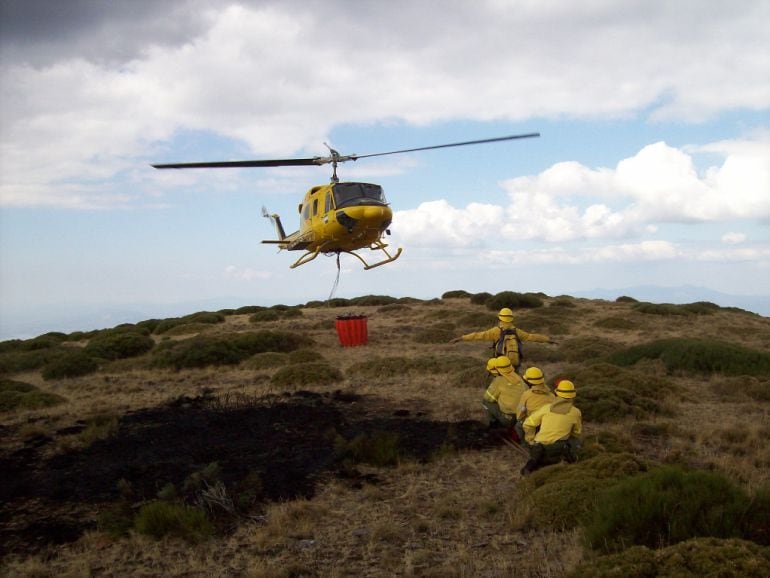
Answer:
[{"xmin": 0, "ymin": 391, "xmax": 498, "ymax": 557}]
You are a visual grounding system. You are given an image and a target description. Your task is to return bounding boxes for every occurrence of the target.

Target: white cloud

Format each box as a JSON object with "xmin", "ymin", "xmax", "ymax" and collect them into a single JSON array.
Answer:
[
  {"xmin": 722, "ymin": 232, "xmax": 747, "ymax": 245},
  {"xmin": 480, "ymin": 240, "xmax": 681, "ymax": 267},
  {"xmin": 224, "ymin": 265, "xmax": 272, "ymax": 281},
  {"xmin": 2, "ymin": 1, "xmax": 770, "ymax": 208}
]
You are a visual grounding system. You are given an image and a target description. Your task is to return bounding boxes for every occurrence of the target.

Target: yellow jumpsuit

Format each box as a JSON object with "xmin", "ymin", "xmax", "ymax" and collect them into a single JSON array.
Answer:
[{"xmin": 460, "ymin": 322, "xmax": 550, "ymax": 368}]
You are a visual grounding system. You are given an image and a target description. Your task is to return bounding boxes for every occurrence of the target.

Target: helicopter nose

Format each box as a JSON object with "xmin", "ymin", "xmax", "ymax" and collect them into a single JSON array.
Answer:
[{"xmin": 362, "ymin": 206, "xmax": 386, "ymax": 220}]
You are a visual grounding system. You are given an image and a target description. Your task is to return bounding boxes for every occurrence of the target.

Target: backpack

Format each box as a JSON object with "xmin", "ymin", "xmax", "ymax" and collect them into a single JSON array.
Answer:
[{"xmin": 495, "ymin": 327, "xmax": 522, "ymax": 360}]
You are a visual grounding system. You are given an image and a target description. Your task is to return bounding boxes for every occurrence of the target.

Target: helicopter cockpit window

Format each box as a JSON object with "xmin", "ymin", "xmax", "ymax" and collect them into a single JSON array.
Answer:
[
  {"xmin": 313, "ymin": 199, "xmax": 318, "ymax": 216},
  {"xmin": 303, "ymin": 204, "xmax": 310, "ymax": 221},
  {"xmin": 333, "ymin": 183, "xmax": 387, "ymax": 209}
]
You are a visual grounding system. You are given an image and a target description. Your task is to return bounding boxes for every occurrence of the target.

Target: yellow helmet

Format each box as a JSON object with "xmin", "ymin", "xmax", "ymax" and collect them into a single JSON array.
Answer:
[
  {"xmin": 554, "ymin": 380, "xmax": 576, "ymax": 399},
  {"xmin": 498, "ymin": 307, "xmax": 514, "ymax": 322},
  {"xmin": 523, "ymin": 367, "xmax": 545, "ymax": 386},
  {"xmin": 486, "ymin": 358, "xmax": 499, "ymax": 374},
  {"xmin": 494, "ymin": 355, "xmax": 514, "ymax": 374}
]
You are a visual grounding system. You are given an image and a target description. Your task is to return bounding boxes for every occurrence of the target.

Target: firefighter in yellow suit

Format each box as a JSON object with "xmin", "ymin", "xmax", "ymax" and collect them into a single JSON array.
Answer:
[
  {"xmin": 451, "ymin": 307, "xmax": 554, "ymax": 372},
  {"xmin": 514, "ymin": 367, "xmax": 556, "ymax": 442},
  {"xmin": 482, "ymin": 356, "xmax": 526, "ymax": 429},
  {"xmin": 521, "ymin": 380, "xmax": 582, "ymax": 476}
]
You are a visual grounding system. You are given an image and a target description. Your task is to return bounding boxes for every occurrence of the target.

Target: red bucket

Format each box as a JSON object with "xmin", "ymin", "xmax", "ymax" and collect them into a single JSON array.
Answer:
[{"xmin": 335, "ymin": 315, "xmax": 368, "ymax": 347}]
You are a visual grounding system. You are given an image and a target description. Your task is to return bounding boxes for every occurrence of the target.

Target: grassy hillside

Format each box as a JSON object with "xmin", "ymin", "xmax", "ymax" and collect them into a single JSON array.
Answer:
[{"xmin": 1, "ymin": 291, "xmax": 769, "ymax": 577}]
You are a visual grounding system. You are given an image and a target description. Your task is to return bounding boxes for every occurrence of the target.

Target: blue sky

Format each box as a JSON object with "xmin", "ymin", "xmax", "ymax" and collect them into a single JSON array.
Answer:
[{"xmin": 1, "ymin": 0, "xmax": 769, "ymax": 339}]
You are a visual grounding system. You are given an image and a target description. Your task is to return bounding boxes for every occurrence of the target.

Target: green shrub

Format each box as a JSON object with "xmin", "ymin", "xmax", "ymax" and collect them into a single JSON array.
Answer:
[
  {"xmin": 486, "ymin": 291, "xmax": 544, "ymax": 311},
  {"xmin": 567, "ymin": 537, "xmax": 770, "ymax": 578},
  {"xmin": 152, "ymin": 331, "xmax": 313, "ymax": 370},
  {"xmin": 85, "ymin": 332, "xmax": 154, "ymax": 360},
  {"xmin": 608, "ymin": 338, "xmax": 770, "ymax": 376},
  {"xmin": 470, "ymin": 292, "xmax": 493, "ymax": 305},
  {"xmin": 133, "ymin": 501, "xmax": 213, "ymax": 543},
  {"xmin": 271, "ymin": 363, "xmax": 343, "ymax": 387},
  {"xmin": 153, "ymin": 312, "xmax": 225, "ymax": 334},
  {"xmin": 585, "ymin": 466, "xmax": 750, "ymax": 552},
  {"xmin": 441, "ymin": 290, "xmax": 471, "ymax": 299},
  {"xmin": 250, "ymin": 310, "xmax": 281, "ymax": 322},
  {"xmin": 633, "ymin": 302, "xmax": 693, "ymax": 316},
  {"xmin": 234, "ymin": 305, "xmax": 267, "ymax": 315},
  {"xmin": 377, "ymin": 303, "xmax": 412, "ymax": 314},
  {"xmin": 335, "ymin": 431, "xmax": 401, "ymax": 466},
  {"xmin": 519, "ymin": 453, "xmax": 652, "ymax": 530},
  {"xmin": 615, "ymin": 295, "xmax": 638, "ymax": 303},
  {"xmin": 349, "ymin": 295, "xmax": 398, "ymax": 306},
  {"xmin": 242, "ymin": 352, "xmax": 289, "ymax": 370},
  {"xmin": 287, "ymin": 349, "xmax": 325, "ymax": 363},
  {"xmin": 593, "ymin": 316, "xmax": 639, "ymax": 330},
  {"xmin": 550, "ymin": 297, "xmax": 576, "ymax": 308},
  {"xmin": 0, "ymin": 348, "xmax": 55, "ymax": 375},
  {"xmin": 0, "ymin": 379, "xmax": 66, "ymax": 411},
  {"xmin": 42, "ymin": 350, "xmax": 99, "ymax": 379}
]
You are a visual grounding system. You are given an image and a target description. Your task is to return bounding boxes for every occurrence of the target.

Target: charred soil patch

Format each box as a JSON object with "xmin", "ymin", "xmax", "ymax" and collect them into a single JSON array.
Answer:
[{"xmin": 0, "ymin": 390, "xmax": 494, "ymax": 556}]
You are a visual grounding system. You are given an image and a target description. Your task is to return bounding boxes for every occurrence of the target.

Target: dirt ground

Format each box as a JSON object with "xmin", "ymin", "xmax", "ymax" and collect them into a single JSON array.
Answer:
[{"xmin": 0, "ymin": 389, "xmax": 495, "ymax": 557}]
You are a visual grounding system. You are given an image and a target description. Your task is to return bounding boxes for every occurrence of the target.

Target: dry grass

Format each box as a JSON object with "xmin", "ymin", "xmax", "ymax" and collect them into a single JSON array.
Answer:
[{"xmin": 1, "ymin": 294, "xmax": 769, "ymax": 577}]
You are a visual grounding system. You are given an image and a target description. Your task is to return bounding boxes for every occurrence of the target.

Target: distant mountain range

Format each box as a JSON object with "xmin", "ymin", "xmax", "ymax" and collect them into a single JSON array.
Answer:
[
  {"xmin": 1, "ymin": 286, "xmax": 768, "ymax": 341},
  {"xmin": 572, "ymin": 285, "xmax": 770, "ymax": 317}
]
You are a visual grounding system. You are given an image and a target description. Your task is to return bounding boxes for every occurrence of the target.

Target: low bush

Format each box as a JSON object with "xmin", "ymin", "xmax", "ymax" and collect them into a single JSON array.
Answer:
[
  {"xmin": 584, "ymin": 466, "xmax": 751, "ymax": 552},
  {"xmin": 287, "ymin": 349, "xmax": 325, "ymax": 363},
  {"xmin": 441, "ymin": 290, "xmax": 471, "ymax": 299},
  {"xmin": 234, "ymin": 305, "xmax": 267, "ymax": 315},
  {"xmin": 570, "ymin": 363, "xmax": 674, "ymax": 423},
  {"xmin": 633, "ymin": 302, "xmax": 694, "ymax": 316},
  {"xmin": 550, "ymin": 297, "xmax": 576, "ymax": 308},
  {"xmin": 251, "ymin": 308, "xmax": 304, "ymax": 323},
  {"xmin": 85, "ymin": 331, "xmax": 154, "ymax": 360},
  {"xmin": 608, "ymin": 338, "xmax": 770, "ymax": 376},
  {"xmin": 42, "ymin": 350, "xmax": 99, "ymax": 379},
  {"xmin": 567, "ymin": 537, "xmax": 770, "ymax": 578},
  {"xmin": 593, "ymin": 316, "xmax": 639, "ymax": 330},
  {"xmin": 348, "ymin": 295, "xmax": 399, "ymax": 306},
  {"xmin": 615, "ymin": 295, "xmax": 638, "ymax": 303},
  {"xmin": 271, "ymin": 363, "xmax": 343, "ymax": 387},
  {"xmin": 242, "ymin": 352, "xmax": 289, "ymax": 370},
  {"xmin": 0, "ymin": 379, "xmax": 66, "ymax": 411},
  {"xmin": 470, "ymin": 292, "xmax": 493, "ymax": 305},
  {"xmin": 152, "ymin": 331, "xmax": 314, "ymax": 370},
  {"xmin": 0, "ymin": 348, "xmax": 55, "ymax": 375},
  {"xmin": 153, "ymin": 312, "xmax": 226, "ymax": 335},
  {"xmin": 633, "ymin": 301, "xmax": 720, "ymax": 317},
  {"xmin": 377, "ymin": 303, "xmax": 412, "ymax": 314},
  {"xmin": 133, "ymin": 501, "xmax": 213, "ymax": 543},
  {"xmin": 250, "ymin": 310, "xmax": 281, "ymax": 322},
  {"xmin": 485, "ymin": 291, "xmax": 544, "ymax": 311},
  {"xmin": 517, "ymin": 453, "xmax": 652, "ymax": 530}
]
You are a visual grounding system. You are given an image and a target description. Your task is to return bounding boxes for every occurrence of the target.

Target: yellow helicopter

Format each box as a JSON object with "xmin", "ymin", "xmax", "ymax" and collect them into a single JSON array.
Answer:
[{"xmin": 152, "ymin": 133, "xmax": 539, "ymax": 269}]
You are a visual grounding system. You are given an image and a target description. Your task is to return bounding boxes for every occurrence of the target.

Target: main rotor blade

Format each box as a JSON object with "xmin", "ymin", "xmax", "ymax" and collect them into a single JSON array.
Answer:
[
  {"xmin": 152, "ymin": 157, "xmax": 323, "ymax": 169},
  {"xmin": 352, "ymin": 132, "xmax": 540, "ymax": 160}
]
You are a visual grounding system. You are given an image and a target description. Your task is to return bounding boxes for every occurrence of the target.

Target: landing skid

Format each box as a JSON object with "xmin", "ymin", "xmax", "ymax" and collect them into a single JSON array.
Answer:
[{"xmin": 288, "ymin": 240, "xmax": 402, "ymax": 270}]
